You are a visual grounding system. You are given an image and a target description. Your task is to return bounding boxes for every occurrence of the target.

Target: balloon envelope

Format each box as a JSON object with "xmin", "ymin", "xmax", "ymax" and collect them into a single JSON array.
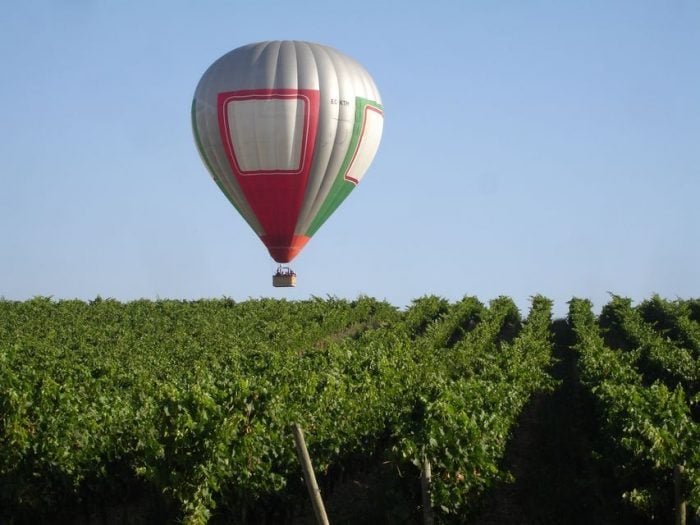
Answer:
[{"xmin": 192, "ymin": 41, "xmax": 384, "ymax": 263}]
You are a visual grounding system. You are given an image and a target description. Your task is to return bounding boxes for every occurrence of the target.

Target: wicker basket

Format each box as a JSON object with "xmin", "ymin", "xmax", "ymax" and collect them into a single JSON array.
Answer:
[{"xmin": 273, "ymin": 273, "xmax": 297, "ymax": 287}]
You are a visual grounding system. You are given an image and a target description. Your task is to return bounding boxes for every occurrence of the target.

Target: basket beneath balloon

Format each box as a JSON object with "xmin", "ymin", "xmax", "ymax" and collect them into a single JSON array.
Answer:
[{"xmin": 273, "ymin": 267, "xmax": 297, "ymax": 287}]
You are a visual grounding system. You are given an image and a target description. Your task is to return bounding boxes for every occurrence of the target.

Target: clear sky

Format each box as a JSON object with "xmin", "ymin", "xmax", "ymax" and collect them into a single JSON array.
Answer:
[{"xmin": 1, "ymin": 1, "xmax": 698, "ymax": 317}]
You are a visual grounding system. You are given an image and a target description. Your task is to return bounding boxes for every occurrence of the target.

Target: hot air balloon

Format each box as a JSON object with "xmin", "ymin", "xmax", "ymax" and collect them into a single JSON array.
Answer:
[{"xmin": 192, "ymin": 41, "xmax": 383, "ymax": 287}]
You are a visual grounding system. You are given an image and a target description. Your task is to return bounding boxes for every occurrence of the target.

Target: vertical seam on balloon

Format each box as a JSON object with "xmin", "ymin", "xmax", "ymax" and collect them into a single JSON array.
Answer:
[
  {"xmin": 257, "ymin": 42, "xmax": 279, "ymax": 179},
  {"xmin": 292, "ymin": 41, "xmax": 308, "ymax": 235},
  {"xmin": 295, "ymin": 42, "xmax": 334, "ymax": 233},
  {"xmin": 287, "ymin": 41, "xmax": 300, "ymax": 173},
  {"xmin": 300, "ymin": 44, "xmax": 343, "ymax": 228}
]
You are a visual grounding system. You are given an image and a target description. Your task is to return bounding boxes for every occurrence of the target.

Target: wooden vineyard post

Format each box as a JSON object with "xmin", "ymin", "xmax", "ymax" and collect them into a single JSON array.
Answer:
[
  {"xmin": 421, "ymin": 455, "xmax": 434, "ymax": 525},
  {"xmin": 674, "ymin": 464, "xmax": 686, "ymax": 525},
  {"xmin": 292, "ymin": 423, "xmax": 329, "ymax": 525}
]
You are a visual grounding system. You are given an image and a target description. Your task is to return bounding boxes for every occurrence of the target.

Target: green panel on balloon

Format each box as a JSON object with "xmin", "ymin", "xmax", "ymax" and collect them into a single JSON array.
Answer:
[{"xmin": 305, "ymin": 97, "xmax": 384, "ymax": 238}]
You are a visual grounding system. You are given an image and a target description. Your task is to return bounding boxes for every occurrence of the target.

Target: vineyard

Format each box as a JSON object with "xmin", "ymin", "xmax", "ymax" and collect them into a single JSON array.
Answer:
[{"xmin": 0, "ymin": 294, "xmax": 698, "ymax": 524}]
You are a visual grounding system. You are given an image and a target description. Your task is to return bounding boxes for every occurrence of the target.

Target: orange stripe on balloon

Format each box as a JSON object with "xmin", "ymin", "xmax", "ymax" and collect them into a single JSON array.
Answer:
[{"xmin": 262, "ymin": 235, "xmax": 310, "ymax": 263}]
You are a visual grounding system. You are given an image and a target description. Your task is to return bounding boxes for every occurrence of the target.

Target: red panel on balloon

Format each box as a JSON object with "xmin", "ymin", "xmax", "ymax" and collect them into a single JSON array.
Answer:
[{"xmin": 217, "ymin": 89, "xmax": 320, "ymax": 262}]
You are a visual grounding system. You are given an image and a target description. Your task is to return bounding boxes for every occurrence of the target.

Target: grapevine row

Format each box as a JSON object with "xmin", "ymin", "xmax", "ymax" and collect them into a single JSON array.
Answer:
[
  {"xmin": 569, "ymin": 298, "xmax": 700, "ymax": 521},
  {"xmin": 1, "ymin": 295, "xmax": 555, "ymax": 524},
  {"xmin": 599, "ymin": 295, "xmax": 699, "ymax": 397}
]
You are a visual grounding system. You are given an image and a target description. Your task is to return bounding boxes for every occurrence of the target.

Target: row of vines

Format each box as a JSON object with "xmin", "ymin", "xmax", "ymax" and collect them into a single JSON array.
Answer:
[
  {"xmin": 569, "ymin": 295, "xmax": 700, "ymax": 523},
  {"xmin": 0, "ymin": 295, "xmax": 554, "ymax": 524}
]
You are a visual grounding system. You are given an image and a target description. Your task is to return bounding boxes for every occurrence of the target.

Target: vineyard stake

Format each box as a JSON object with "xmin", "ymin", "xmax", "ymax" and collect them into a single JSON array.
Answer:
[
  {"xmin": 421, "ymin": 455, "xmax": 434, "ymax": 525},
  {"xmin": 674, "ymin": 464, "xmax": 686, "ymax": 525},
  {"xmin": 292, "ymin": 423, "xmax": 330, "ymax": 525}
]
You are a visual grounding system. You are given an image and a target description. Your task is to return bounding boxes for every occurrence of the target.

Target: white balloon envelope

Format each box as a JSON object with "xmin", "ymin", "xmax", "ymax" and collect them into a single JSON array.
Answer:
[{"xmin": 192, "ymin": 41, "xmax": 384, "ymax": 268}]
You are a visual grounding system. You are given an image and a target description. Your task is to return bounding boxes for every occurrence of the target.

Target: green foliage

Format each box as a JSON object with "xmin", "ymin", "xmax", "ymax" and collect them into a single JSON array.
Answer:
[
  {"xmin": 638, "ymin": 294, "xmax": 700, "ymax": 358},
  {"xmin": 0, "ymin": 297, "xmax": 402, "ymax": 522},
  {"xmin": 0, "ymin": 294, "xmax": 559, "ymax": 523},
  {"xmin": 391, "ymin": 295, "xmax": 554, "ymax": 519},
  {"xmin": 569, "ymin": 297, "xmax": 700, "ymax": 521},
  {"xmin": 403, "ymin": 295, "xmax": 451, "ymax": 338},
  {"xmin": 423, "ymin": 295, "xmax": 487, "ymax": 349},
  {"xmin": 600, "ymin": 294, "xmax": 699, "ymax": 396}
]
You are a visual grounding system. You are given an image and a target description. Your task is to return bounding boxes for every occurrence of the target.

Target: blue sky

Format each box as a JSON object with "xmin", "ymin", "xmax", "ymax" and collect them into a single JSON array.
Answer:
[{"xmin": 1, "ymin": 1, "xmax": 698, "ymax": 317}]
